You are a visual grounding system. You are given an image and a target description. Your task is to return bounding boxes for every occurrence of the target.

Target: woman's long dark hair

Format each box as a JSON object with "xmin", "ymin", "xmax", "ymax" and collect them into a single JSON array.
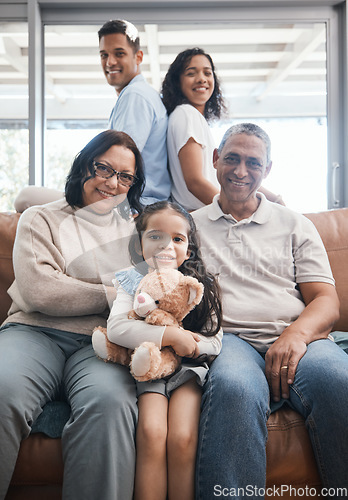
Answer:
[
  {"xmin": 65, "ymin": 130, "xmax": 145, "ymax": 218},
  {"xmin": 129, "ymin": 201, "xmax": 222, "ymax": 336},
  {"xmin": 161, "ymin": 47, "xmax": 226, "ymax": 123}
]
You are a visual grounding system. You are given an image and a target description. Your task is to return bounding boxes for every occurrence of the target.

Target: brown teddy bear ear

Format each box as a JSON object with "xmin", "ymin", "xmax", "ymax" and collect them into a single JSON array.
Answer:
[{"xmin": 187, "ymin": 279, "xmax": 204, "ymax": 307}]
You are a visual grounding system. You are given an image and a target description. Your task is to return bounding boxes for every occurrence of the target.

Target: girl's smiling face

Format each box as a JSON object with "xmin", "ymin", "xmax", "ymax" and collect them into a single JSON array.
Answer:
[
  {"xmin": 141, "ymin": 209, "xmax": 190, "ymax": 270},
  {"xmin": 180, "ymin": 54, "xmax": 215, "ymax": 115}
]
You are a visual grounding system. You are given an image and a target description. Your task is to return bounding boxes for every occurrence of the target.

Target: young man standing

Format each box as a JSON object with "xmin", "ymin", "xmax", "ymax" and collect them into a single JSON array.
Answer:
[{"xmin": 98, "ymin": 20, "xmax": 171, "ymax": 205}]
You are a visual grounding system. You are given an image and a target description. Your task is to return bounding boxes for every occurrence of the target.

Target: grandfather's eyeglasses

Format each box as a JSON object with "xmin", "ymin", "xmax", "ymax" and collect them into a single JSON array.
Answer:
[{"xmin": 93, "ymin": 161, "xmax": 138, "ymax": 187}]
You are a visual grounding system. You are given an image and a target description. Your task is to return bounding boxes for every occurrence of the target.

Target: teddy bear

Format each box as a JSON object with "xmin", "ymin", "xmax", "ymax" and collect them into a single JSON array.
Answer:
[{"xmin": 92, "ymin": 268, "xmax": 204, "ymax": 382}]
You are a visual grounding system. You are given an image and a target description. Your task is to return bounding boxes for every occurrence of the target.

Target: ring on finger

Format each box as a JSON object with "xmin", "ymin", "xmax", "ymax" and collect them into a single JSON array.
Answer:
[{"xmin": 280, "ymin": 365, "xmax": 288, "ymax": 370}]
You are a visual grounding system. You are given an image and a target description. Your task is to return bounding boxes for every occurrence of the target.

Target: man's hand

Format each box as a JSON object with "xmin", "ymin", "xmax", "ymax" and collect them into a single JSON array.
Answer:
[
  {"xmin": 265, "ymin": 282, "xmax": 339, "ymax": 402},
  {"xmin": 265, "ymin": 331, "xmax": 307, "ymax": 402}
]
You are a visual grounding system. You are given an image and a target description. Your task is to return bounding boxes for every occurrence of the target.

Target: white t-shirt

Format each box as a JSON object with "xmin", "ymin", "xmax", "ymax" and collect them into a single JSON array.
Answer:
[
  {"xmin": 192, "ymin": 194, "xmax": 335, "ymax": 352},
  {"xmin": 167, "ymin": 104, "xmax": 218, "ymax": 211}
]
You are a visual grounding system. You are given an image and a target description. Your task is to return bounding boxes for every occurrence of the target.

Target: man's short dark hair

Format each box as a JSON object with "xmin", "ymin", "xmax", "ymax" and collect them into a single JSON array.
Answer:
[{"xmin": 98, "ymin": 19, "xmax": 140, "ymax": 53}]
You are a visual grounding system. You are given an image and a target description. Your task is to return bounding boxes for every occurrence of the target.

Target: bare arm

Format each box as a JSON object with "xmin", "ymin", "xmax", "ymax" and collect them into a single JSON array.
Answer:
[
  {"xmin": 265, "ymin": 282, "xmax": 340, "ymax": 401},
  {"xmin": 178, "ymin": 138, "xmax": 219, "ymax": 205},
  {"xmin": 258, "ymin": 186, "xmax": 285, "ymax": 205},
  {"xmin": 179, "ymin": 139, "xmax": 284, "ymax": 206}
]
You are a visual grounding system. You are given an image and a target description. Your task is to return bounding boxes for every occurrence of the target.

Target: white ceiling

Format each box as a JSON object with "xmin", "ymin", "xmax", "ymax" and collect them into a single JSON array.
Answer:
[{"xmin": 0, "ymin": 21, "xmax": 327, "ymax": 122}]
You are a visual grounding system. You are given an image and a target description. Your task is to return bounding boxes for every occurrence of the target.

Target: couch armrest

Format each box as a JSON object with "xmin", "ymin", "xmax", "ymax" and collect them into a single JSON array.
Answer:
[
  {"xmin": 0, "ymin": 212, "xmax": 21, "ymax": 324},
  {"xmin": 305, "ymin": 208, "xmax": 348, "ymax": 332}
]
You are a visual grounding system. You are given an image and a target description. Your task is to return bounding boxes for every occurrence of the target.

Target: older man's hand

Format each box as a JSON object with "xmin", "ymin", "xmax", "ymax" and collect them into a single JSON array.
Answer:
[{"xmin": 264, "ymin": 331, "xmax": 307, "ymax": 402}]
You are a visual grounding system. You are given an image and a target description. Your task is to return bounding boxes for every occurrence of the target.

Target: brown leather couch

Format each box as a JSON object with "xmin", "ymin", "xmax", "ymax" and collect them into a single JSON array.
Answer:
[{"xmin": 1, "ymin": 207, "xmax": 348, "ymax": 500}]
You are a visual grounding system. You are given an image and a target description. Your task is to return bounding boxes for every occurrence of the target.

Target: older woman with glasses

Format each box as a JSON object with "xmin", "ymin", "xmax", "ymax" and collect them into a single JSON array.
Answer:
[{"xmin": 0, "ymin": 130, "xmax": 145, "ymax": 500}]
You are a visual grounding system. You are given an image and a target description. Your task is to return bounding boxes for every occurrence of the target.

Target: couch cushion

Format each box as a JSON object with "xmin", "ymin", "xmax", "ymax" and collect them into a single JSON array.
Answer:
[
  {"xmin": 31, "ymin": 401, "xmax": 70, "ymax": 438},
  {"xmin": 266, "ymin": 407, "xmax": 321, "ymax": 490},
  {"xmin": 305, "ymin": 208, "xmax": 348, "ymax": 332},
  {"xmin": 10, "ymin": 433, "xmax": 63, "ymax": 486}
]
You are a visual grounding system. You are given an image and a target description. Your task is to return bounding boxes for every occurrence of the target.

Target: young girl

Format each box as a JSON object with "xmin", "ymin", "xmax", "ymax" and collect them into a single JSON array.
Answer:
[
  {"xmin": 106, "ymin": 201, "xmax": 223, "ymax": 500},
  {"xmin": 162, "ymin": 47, "xmax": 283, "ymax": 211}
]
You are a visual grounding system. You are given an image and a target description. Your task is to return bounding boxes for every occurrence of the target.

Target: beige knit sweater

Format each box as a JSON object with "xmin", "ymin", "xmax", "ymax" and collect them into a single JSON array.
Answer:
[{"xmin": 4, "ymin": 198, "xmax": 134, "ymax": 335}]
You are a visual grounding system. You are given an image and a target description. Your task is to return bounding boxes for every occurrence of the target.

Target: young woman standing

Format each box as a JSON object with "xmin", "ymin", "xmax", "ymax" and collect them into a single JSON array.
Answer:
[{"xmin": 162, "ymin": 48, "xmax": 283, "ymax": 211}]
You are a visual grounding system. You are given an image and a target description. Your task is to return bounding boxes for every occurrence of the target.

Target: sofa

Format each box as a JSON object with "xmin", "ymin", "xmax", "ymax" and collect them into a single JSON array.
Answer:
[{"xmin": 1, "ymin": 206, "xmax": 348, "ymax": 500}]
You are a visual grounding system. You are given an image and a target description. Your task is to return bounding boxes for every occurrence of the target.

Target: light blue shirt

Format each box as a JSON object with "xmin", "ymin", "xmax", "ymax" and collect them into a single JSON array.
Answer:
[{"xmin": 108, "ymin": 74, "xmax": 171, "ymax": 205}]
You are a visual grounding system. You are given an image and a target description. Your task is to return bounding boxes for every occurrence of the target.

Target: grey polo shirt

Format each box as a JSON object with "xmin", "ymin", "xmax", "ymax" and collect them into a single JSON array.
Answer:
[{"xmin": 192, "ymin": 194, "xmax": 335, "ymax": 352}]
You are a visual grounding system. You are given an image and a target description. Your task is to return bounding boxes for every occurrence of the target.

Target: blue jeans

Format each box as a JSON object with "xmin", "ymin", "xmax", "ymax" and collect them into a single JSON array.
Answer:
[
  {"xmin": 196, "ymin": 334, "xmax": 348, "ymax": 499},
  {"xmin": 0, "ymin": 323, "xmax": 137, "ymax": 500}
]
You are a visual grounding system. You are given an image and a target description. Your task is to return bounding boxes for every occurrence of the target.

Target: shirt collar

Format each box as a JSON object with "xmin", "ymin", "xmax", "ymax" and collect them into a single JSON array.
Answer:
[
  {"xmin": 128, "ymin": 74, "xmax": 145, "ymax": 87},
  {"xmin": 118, "ymin": 74, "xmax": 145, "ymax": 98},
  {"xmin": 207, "ymin": 192, "xmax": 272, "ymax": 225}
]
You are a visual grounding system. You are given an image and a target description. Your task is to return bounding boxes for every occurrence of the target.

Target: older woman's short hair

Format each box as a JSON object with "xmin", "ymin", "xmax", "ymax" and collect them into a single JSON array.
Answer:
[{"xmin": 65, "ymin": 130, "xmax": 145, "ymax": 216}]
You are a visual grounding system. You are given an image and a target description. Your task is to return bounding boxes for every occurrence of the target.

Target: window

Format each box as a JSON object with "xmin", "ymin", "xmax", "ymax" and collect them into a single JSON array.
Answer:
[
  {"xmin": 0, "ymin": 22, "xmax": 29, "ymax": 211},
  {"xmin": 42, "ymin": 20, "xmax": 328, "ymax": 212},
  {"xmin": 1, "ymin": 1, "xmax": 346, "ymax": 212}
]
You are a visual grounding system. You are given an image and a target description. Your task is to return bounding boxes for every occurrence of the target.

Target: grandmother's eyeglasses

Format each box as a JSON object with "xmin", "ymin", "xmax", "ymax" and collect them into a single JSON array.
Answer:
[{"xmin": 93, "ymin": 161, "xmax": 138, "ymax": 187}]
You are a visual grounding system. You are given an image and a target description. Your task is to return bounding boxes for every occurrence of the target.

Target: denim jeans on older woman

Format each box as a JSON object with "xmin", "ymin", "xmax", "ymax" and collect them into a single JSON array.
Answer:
[{"xmin": 196, "ymin": 334, "xmax": 348, "ymax": 500}]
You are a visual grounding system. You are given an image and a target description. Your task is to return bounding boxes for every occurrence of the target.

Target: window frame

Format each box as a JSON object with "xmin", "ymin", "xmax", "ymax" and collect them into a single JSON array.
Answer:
[{"xmin": 6, "ymin": 0, "xmax": 347, "ymax": 208}]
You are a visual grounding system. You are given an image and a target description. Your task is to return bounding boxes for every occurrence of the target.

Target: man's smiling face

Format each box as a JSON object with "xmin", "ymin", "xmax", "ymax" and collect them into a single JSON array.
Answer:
[
  {"xmin": 99, "ymin": 33, "xmax": 143, "ymax": 94},
  {"xmin": 214, "ymin": 133, "xmax": 272, "ymax": 212}
]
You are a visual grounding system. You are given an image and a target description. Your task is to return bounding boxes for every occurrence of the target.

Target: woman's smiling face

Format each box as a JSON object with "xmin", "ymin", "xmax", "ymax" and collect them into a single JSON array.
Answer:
[
  {"xmin": 180, "ymin": 54, "xmax": 215, "ymax": 115},
  {"xmin": 82, "ymin": 144, "xmax": 136, "ymax": 213}
]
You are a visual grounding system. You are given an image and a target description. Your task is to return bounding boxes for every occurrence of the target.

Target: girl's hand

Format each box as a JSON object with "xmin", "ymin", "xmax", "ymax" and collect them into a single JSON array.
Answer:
[
  {"xmin": 189, "ymin": 332, "xmax": 202, "ymax": 357},
  {"xmin": 162, "ymin": 326, "xmax": 200, "ymax": 358}
]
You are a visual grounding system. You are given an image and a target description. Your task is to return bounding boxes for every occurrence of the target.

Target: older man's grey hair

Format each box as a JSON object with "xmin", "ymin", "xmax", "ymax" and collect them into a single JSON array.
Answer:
[{"xmin": 218, "ymin": 123, "xmax": 271, "ymax": 164}]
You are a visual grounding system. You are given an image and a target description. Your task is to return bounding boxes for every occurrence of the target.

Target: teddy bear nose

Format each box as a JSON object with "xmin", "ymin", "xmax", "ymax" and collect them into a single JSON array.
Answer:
[{"xmin": 137, "ymin": 295, "xmax": 145, "ymax": 304}]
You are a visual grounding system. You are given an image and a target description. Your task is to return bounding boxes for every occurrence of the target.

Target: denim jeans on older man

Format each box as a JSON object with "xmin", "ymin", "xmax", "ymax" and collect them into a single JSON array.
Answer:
[{"xmin": 195, "ymin": 333, "xmax": 348, "ymax": 500}]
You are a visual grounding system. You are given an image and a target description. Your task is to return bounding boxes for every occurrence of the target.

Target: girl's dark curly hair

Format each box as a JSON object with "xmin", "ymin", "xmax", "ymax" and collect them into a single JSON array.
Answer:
[
  {"xmin": 161, "ymin": 47, "xmax": 226, "ymax": 123},
  {"xmin": 129, "ymin": 201, "xmax": 222, "ymax": 336},
  {"xmin": 65, "ymin": 130, "xmax": 145, "ymax": 218}
]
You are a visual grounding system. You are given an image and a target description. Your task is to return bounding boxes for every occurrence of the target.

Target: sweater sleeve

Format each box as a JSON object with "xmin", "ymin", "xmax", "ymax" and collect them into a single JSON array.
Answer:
[
  {"xmin": 194, "ymin": 328, "xmax": 223, "ymax": 356},
  {"xmin": 107, "ymin": 286, "xmax": 223, "ymax": 354},
  {"xmin": 10, "ymin": 208, "xmax": 108, "ymax": 317},
  {"xmin": 107, "ymin": 286, "xmax": 166, "ymax": 349}
]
